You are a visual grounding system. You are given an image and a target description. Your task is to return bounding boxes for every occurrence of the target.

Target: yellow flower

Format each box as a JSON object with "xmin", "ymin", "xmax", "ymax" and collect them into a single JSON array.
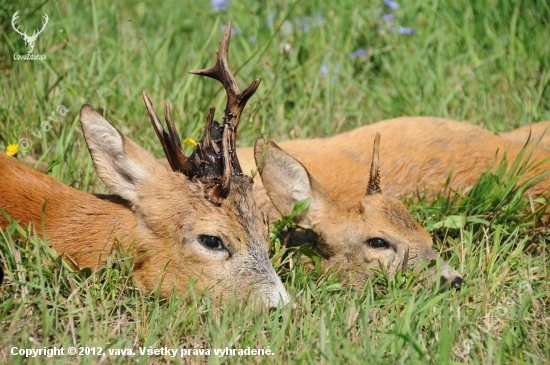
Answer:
[
  {"xmin": 6, "ymin": 143, "xmax": 18, "ymax": 156},
  {"xmin": 183, "ymin": 137, "xmax": 197, "ymax": 147}
]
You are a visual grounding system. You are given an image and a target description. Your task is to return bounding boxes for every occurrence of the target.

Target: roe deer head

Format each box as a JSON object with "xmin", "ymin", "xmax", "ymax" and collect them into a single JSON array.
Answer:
[
  {"xmin": 253, "ymin": 134, "xmax": 464, "ymax": 290},
  {"xmin": 0, "ymin": 21, "xmax": 289, "ymax": 308}
]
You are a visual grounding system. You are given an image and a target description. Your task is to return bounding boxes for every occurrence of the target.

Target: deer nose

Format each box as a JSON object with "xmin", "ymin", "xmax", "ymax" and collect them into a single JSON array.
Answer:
[{"xmin": 451, "ymin": 277, "xmax": 464, "ymax": 290}]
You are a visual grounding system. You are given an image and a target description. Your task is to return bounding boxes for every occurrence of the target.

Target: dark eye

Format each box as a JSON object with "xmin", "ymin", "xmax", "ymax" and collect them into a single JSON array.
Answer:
[
  {"xmin": 199, "ymin": 235, "xmax": 224, "ymax": 251},
  {"xmin": 366, "ymin": 238, "xmax": 388, "ymax": 249}
]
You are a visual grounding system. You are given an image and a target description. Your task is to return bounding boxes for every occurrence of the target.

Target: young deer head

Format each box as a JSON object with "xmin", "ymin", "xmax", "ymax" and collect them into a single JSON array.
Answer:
[
  {"xmin": 0, "ymin": 21, "xmax": 289, "ymax": 308},
  {"xmin": 254, "ymin": 134, "xmax": 464, "ymax": 290}
]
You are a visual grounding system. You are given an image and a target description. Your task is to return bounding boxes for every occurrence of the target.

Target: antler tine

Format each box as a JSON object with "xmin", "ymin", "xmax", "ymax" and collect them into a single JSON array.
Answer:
[
  {"xmin": 164, "ymin": 102, "xmax": 191, "ymax": 172},
  {"xmin": 221, "ymin": 123, "xmax": 232, "ymax": 192},
  {"xmin": 200, "ymin": 107, "xmax": 221, "ymax": 152},
  {"xmin": 142, "ymin": 90, "xmax": 190, "ymax": 173},
  {"xmin": 189, "ymin": 20, "xmax": 261, "ymax": 132},
  {"xmin": 142, "ymin": 91, "xmax": 174, "ymax": 165},
  {"xmin": 190, "ymin": 20, "xmax": 239, "ymax": 97},
  {"xmin": 164, "ymin": 103, "xmax": 182, "ymax": 150},
  {"xmin": 366, "ymin": 133, "xmax": 382, "ymax": 195}
]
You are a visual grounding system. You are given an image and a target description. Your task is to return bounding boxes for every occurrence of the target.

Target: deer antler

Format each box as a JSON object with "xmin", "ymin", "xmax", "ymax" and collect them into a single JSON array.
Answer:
[
  {"xmin": 142, "ymin": 91, "xmax": 192, "ymax": 174},
  {"xmin": 189, "ymin": 20, "xmax": 261, "ymax": 132},
  {"xmin": 366, "ymin": 133, "xmax": 382, "ymax": 195},
  {"xmin": 143, "ymin": 20, "xmax": 259, "ymax": 204},
  {"xmin": 11, "ymin": 11, "xmax": 27, "ymax": 38},
  {"xmin": 143, "ymin": 90, "xmax": 232, "ymax": 203},
  {"xmin": 189, "ymin": 20, "xmax": 261, "ymax": 175}
]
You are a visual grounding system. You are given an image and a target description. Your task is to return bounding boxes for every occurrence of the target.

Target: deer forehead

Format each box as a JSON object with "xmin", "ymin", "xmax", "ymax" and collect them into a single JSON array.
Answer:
[
  {"xmin": 136, "ymin": 173, "xmax": 262, "ymax": 250},
  {"xmin": 359, "ymin": 195, "xmax": 432, "ymax": 245},
  {"xmin": 219, "ymin": 176, "xmax": 266, "ymax": 248}
]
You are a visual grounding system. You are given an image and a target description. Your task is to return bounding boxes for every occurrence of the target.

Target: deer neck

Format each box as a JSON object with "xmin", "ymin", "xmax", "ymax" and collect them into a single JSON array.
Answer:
[{"xmin": 0, "ymin": 154, "xmax": 137, "ymax": 269}]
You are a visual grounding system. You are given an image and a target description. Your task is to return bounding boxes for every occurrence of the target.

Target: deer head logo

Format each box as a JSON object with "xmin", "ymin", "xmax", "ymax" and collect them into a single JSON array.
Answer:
[{"xmin": 11, "ymin": 11, "xmax": 49, "ymax": 54}]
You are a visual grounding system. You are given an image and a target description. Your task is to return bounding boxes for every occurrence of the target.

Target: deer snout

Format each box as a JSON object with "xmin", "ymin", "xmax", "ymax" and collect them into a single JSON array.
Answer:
[
  {"xmin": 263, "ymin": 277, "xmax": 291, "ymax": 309},
  {"xmin": 450, "ymin": 277, "xmax": 465, "ymax": 290},
  {"xmin": 422, "ymin": 255, "xmax": 464, "ymax": 291},
  {"xmin": 440, "ymin": 271, "xmax": 465, "ymax": 291},
  {"xmin": 244, "ymin": 246, "xmax": 291, "ymax": 309}
]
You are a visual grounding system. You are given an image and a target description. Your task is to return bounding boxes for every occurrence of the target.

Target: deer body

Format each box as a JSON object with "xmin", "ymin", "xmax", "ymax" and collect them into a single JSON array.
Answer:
[
  {"xmin": 233, "ymin": 118, "xmax": 549, "ymax": 289},
  {"xmin": 0, "ymin": 152, "xmax": 136, "ymax": 266},
  {"xmin": 239, "ymin": 117, "xmax": 550, "ymax": 211}
]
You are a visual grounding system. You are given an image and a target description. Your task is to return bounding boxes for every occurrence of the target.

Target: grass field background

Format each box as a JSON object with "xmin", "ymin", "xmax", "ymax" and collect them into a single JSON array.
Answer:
[{"xmin": 0, "ymin": 0, "xmax": 549, "ymax": 363}]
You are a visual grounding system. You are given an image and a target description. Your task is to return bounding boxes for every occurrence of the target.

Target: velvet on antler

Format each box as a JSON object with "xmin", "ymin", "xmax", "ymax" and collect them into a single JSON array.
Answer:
[
  {"xmin": 142, "ymin": 20, "xmax": 260, "ymax": 204},
  {"xmin": 189, "ymin": 19, "xmax": 261, "ymax": 174}
]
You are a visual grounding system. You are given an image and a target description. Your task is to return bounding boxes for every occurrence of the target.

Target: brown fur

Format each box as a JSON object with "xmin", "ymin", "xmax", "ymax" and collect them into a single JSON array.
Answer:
[
  {"xmin": 242, "ymin": 119, "xmax": 549, "ymax": 287},
  {"xmin": 0, "ymin": 105, "xmax": 289, "ymax": 307},
  {"xmin": 253, "ymin": 138, "xmax": 462, "ymax": 289},
  {"xmin": 0, "ymin": 153, "xmax": 136, "ymax": 265},
  {"xmin": 19, "ymin": 117, "xmax": 549, "ymax": 289},
  {"xmin": 239, "ymin": 118, "xmax": 550, "ymax": 207}
]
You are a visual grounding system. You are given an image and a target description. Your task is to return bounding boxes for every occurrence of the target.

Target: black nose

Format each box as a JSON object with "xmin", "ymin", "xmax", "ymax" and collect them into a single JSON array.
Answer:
[{"xmin": 451, "ymin": 277, "xmax": 464, "ymax": 290}]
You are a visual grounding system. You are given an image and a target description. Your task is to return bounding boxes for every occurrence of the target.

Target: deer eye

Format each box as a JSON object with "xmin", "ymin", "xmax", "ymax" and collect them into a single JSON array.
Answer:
[
  {"xmin": 199, "ymin": 235, "xmax": 224, "ymax": 251},
  {"xmin": 366, "ymin": 238, "xmax": 388, "ymax": 249}
]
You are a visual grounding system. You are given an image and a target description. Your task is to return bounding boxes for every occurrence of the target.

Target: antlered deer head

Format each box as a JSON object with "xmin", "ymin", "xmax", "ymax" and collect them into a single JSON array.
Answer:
[
  {"xmin": 11, "ymin": 11, "xmax": 49, "ymax": 54},
  {"xmin": 254, "ymin": 134, "xmax": 464, "ymax": 290},
  {"xmin": 91, "ymin": 20, "xmax": 286, "ymax": 305}
]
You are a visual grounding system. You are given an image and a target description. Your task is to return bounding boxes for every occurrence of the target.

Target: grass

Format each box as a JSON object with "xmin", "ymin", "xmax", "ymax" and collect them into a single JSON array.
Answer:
[{"xmin": 1, "ymin": 0, "xmax": 549, "ymax": 363}]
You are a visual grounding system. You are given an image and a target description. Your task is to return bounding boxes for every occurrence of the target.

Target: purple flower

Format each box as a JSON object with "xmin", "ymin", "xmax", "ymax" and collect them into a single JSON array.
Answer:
[
  {"xmin": 211, "ymin": 0, "xmax": 229, "ymax": 12},
  {"xmin": 295, "ymin": 17, "xmax": 312, "ymax": 32},
  {"xmin": 248, "ymin": 36, "xmax": 256, "ymax": 44},
  {"xmin": 382, "ymin": 13, "xmax": 395, "ymax": 23},
  {"xmin": 348, "ymin": 48, "xmax": 368, "ymax": 59},
  {"xmin": 320, "ymin": 62, "xmax": 328, "ymax": 77},
  {"xmin": 397, "ymin": 26, "xmax": 414, "ymax": 34},
  {"xmin": 294, "ymin": 14, "xmax": 324, "ymax": 33},
  {"xmin": 383, "ymin": 0, "xmax": 399, "ymax": 10}
]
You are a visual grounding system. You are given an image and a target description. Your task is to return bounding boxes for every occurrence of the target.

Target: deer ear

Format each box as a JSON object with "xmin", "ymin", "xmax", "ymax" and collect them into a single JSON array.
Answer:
[
  {"xmin": 254, "ymin": 138, "xmax": 334, "ymax": 229},
  {"xmin": 80, "ymin": 104, "xmax": 160, "ymax": 202}
]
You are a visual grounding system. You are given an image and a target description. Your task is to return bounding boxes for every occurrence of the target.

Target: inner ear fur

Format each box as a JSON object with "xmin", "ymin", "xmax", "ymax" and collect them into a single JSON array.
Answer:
[
  {"xmin": 254, "ymin": 137, "xmax": 334, "ymax": 229},
  {"xmin": 80, "ymin": 104, "xmax": 163, "ymax": 203}
]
